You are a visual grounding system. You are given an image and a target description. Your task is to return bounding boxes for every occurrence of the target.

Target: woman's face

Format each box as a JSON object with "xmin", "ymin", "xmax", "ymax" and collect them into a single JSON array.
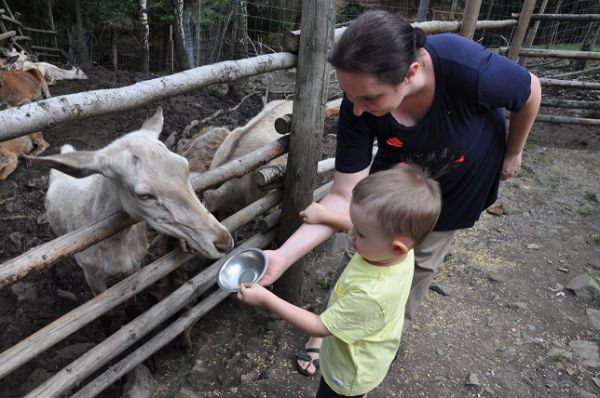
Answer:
[{"xmin": 337, "ymin": 70, "xmax": 409, "ymax": 117}]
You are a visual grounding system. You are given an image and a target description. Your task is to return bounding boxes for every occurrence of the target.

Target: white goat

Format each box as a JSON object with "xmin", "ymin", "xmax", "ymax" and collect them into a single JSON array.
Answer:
[
  {"xmin": 7, "ymin": 60, "xmax": 87, "ymax": 85},
  {"xmin": 201, "ymin": 100, "xmax": 292, "ymax": 215},
  {"xmin": 27, "ymin": 107, "xmax": 233, "ymax": 295}
]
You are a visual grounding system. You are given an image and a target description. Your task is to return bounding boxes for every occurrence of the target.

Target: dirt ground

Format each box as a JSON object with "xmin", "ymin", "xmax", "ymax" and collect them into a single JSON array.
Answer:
[{"xmin": 0, "ymin": 65, "xmax": 599, "ymax": 398}]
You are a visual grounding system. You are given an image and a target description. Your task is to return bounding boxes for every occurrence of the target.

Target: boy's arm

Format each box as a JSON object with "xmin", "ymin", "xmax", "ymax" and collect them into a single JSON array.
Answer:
[
  {"xmin": 238, "ymin": 284, "xmax": 331, "ymax": 338},
  {"xmin": 300, "ymin": 202, "xmax": 353, "ymax": 232}
]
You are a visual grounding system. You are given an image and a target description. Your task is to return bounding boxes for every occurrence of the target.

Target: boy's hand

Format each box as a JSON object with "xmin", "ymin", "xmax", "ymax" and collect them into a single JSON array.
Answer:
[
  {"xmin": 237, "ymin": 283, "xmax": 269, "ymax": 306},
  {"xmin": 299, "ymin": 202, "xmax": 327, "ymax": 224}
]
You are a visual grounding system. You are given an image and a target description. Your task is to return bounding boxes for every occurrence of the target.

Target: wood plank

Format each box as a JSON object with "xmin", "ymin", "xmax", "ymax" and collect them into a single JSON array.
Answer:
[
  {"xmin": 22, "ymin": 26, "xmax": 57, "ymax": 34},
  {"xmin": 0, "ymin": 29, "xmax": 15, "ymax": 41}
]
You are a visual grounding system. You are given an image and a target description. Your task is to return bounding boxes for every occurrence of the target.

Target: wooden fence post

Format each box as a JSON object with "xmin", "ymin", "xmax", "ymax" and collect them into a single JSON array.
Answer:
[
  {"xmin": 508, "ymin": 0, "xmax": 537, "ymax": 62},
  {"xmin": 274, "ymin": 0, "xmax": 336, "ymax": 303},
  {"xmin": 459, "ymin": 0, "xmax": 482, "ymax": 39}
]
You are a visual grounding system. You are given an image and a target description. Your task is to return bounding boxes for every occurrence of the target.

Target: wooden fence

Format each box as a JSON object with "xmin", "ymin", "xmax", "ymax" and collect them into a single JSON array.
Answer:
[{"xmin": 0, "ymin": 0, "xmax": 599, "ymax": 396}]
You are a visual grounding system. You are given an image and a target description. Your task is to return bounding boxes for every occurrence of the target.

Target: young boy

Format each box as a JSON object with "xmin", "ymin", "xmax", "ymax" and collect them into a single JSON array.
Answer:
[{"xmin": 237, "ymin": 164, "xmax": 441, "ymax": 397}]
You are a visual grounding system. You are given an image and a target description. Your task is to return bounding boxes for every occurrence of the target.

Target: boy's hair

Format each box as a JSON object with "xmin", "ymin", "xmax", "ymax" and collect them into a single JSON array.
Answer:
[{"xmin": 351, "ymin": 164, "xmax": 441, "ymax": 246}]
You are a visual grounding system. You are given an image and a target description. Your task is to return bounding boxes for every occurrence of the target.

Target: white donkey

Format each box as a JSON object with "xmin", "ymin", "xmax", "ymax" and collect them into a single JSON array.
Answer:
[{"xmin": 27, "ymin": 107, "xmax": 233, "ymax": 295}]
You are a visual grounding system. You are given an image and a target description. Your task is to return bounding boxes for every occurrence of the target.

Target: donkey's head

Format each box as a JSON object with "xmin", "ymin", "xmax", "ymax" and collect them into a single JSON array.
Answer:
[{"xmin": 27, "ymin": 107, "xmax": 233, "ymax": 258}]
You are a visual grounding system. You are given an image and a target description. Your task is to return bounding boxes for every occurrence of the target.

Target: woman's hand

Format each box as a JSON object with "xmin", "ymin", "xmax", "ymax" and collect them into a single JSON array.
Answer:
[
  {"xmin": 299, "ymin": 202, "xmax": 328, "ymax": 224},
  {"xmin": 237, "ymin": 283, "xmax": 269, "ymax": 306},
  {"xmin": 258, "ymin": 249, "xmax": 291, "ymax": 287},
  {"xmin": 502, "ymin": 151, "xmax": 522, "ymax": 180}
]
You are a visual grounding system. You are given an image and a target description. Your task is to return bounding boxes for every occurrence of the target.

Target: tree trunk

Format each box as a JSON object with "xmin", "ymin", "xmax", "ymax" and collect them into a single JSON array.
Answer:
[
  {"xmin": 172, "ymin": 0, "xmax": 191, "ymax": 70},
  {"xmin": 74, "ymin": 0, "xmax": 88, "ymax": 66},
  {"xmin": 140, "ymin": 0, "xmax": 150, "ymax": 73},
  {"xmin": 111, "ymin": 25, "xmax": 118, "ymax": 72}
]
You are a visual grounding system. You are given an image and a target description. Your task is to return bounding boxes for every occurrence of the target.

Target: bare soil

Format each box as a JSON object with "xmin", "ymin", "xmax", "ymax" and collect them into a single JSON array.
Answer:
[{"xmin": 1, "ymin": 66, "xmax": 599, "ymax": 398}]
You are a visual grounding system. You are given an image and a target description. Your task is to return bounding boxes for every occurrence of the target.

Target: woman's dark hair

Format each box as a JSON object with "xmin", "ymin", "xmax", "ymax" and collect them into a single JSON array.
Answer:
[{"xmin": 328, "ymin": 10, "xmax": 427, "ymax": 85}]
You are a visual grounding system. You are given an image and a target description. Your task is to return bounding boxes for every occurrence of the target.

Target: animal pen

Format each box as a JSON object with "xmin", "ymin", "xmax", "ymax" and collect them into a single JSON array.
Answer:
[{"xmin": 0, "ymin": 0, "xmax": 599, "ymax": 396}]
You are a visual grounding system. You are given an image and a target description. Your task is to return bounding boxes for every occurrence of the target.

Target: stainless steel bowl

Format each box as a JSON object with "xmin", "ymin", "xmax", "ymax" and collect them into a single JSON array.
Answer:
[{"xmin": 217, "ymin": 248, "xmax": 268, "ymax": 293}]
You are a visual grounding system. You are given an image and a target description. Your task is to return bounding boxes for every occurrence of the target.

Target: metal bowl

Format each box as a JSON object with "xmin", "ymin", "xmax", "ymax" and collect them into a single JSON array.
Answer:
[{"xmin": 217, "ymin": 248, "xmax": 268, "ymax": 293}]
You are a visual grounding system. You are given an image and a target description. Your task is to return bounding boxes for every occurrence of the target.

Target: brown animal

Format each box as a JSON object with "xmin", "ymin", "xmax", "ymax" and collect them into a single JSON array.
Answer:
[
  {"xmin": 0, "ymin": 132, "xmax": 47, "ymax": 179},
  {"xmin": 0, "ymin": 69, "xmax": 51, "ymax": 179}
]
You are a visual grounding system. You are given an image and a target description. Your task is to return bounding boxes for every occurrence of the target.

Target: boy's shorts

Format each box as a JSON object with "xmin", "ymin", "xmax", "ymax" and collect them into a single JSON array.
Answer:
[{"xmin": 316, "ymin": 377, "xmax": 365, "ymax": 398}]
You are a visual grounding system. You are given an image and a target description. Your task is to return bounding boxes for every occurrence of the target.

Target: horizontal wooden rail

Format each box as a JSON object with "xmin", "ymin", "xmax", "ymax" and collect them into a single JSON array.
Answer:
[
  {"xmin": 539, "ymin": 78, "xmax": 600, "ymax": 90},
  {"xmin": 22, "ymin": 26, "xmax": 57, "ymax": 35},
  {"xmin": 1, "ymin": 13, "xmax": 23, "ymax": 26},
  {"xmin": 0, "ymin": 30, "xmax": 15, "ymax": 40},
  {"xmin": 30, "ymin": 45, "xmax": 60, "ymax": 52},
  {"xmin": 512, "ymin": 13, "xmax": 600, "ymax": 22},
  {"xmin": 282, "ymin": 19, "xmax": 516, "ymax": 52},
  {"xmin": 541, "ymin": 98, "xmax": 600, "ymax": 111},
  {"xmin": 535, "ymin": 114, "xmax": 600, "ymax": 126},
  {"xmin": 0, "ymin": 53, "xmax": 297, "ymax": 141},
  {"xmin": 0, "ymin": 135, "xmax": 288, "ymax": 289},
  {"xmin": 500, "ymin": 47, "xmax": 600, "ymax": 60}
]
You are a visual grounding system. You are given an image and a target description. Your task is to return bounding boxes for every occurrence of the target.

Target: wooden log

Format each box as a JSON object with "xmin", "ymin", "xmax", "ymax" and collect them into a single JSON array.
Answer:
[
  {"xmin": 22, "ymin": 231, "xmax": 276, "ymax": 398},
  {"xmin": 541, "ymin": 98, "xmax": 600, "ymax": 111},
  {"xmin": 551, "ymin": 65, "xmax": 600, "ymax": 79},
  {"xmin": 71, "ymin": 288, "xmax": 232, "ymax": 398},
  {"xmin": 513, "ymin": 13, "xmax": 600, "ymax": 22},
  {"xmin": 459, "ymin": 0, "xmax": 482, "ymax": 39},
  {"xmin": 10, "ymin": 35, "xmax": 31, "ymax": 41},
  {"xmin": 0, "ymin": 136, "xmax": 288, "ymax": 289},
  {"xmin": 535, "ymin": 114, "xmax": 600, "ymax": 125},
  {"xmin": 30, "ymin": 44, "xmax": 61, "ymax": 52},
  {"xmin": 275, "ymin": 0, "xmax": 336, "ymax": 303},
  {"xmin": 274, "ymin": 113, "xmax": 293, "ymax": 134},
  {"xmin": 499, "ymin": 47, "xmax": 600, "ymax": 60},
  {"xmin": 0, "ymin": 52, "xmax": 297, "ymax": 141},
  {"xmin": 22, "ymin": 26, "xmax": 57, "ymax": 34},
  {"xmin": 282, "ymin": 19, "xmax": 517, "ymax": 53},
  {"xmin": 0, "ymin": 29, "xmax": 14, "ymax": 40},
  {"xmin": 539, "ymin": 78, "xmax": 600, "ymax": 90},
  {"xmin": 1, "ymin": 13, "xmax": 23, "ymax": 26},
  {"xmin": 0, "ymin": 186, "xmax": 282, "ymax": 381},
  {"xmin": 507, "ymin": 0, "xmax": 536, "ymax": 62}
]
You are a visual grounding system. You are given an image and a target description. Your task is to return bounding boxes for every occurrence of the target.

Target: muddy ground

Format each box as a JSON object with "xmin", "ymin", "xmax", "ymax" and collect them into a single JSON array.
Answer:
[{"xmin": 0, "ymin": 65, "xmax": 599, "ymax": 398}]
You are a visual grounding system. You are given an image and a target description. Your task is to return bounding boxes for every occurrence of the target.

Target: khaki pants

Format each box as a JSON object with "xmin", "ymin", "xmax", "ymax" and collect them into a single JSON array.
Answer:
[{"xmin": 404, "ymin": 230, "xmax": 456, "ymax": 326}]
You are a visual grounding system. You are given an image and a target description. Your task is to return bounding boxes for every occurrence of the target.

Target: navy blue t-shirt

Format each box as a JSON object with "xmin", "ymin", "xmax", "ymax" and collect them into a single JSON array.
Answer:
[{"xmin": 335, "ymin": 33, "xmax": 532, "ymax": 231}]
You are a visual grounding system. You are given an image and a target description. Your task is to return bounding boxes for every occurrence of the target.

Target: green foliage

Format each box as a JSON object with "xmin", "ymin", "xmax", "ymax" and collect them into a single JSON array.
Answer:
[
  {"xmin": 579, "ymin": 207, "xmax": 591, "ymax": 216},
  {"xmin": 585, "ymin": 192, "xmax": 598, "ymax": 203},
  {"xmin": 595, "ymin": 334, "xmax": 600, "ymax": 345},
  {"xmin": 593, "ymin": 233, "xmax": 600, "ymax": 245}
]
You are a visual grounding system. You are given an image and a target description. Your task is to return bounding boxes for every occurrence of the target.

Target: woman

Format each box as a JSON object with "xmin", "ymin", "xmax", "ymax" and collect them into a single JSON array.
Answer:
[{"xmin": 260, "ymin": 10, "xmax": 542, "ymax": 377}]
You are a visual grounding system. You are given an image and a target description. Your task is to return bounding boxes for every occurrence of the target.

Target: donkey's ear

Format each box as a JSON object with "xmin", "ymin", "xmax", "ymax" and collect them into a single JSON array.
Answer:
[
  {"xmin": 139, "ymin": 106, "xmax": 163, "ymax": 139},
  {"xmin": 24, "ymin": 150, "xmax": 101, "ymax": 178}
]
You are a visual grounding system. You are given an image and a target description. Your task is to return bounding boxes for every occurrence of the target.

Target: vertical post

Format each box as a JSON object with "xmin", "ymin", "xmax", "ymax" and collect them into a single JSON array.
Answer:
[
  {"xmin": 196, "ymin": 0, "xmax": 201, "ymax": 66},
  {"xmin": 169, "ymin": 25, "xmax": 174, "ymax": 73},
  {"xmin": 47, "ymin": 0, "xmax": 59, "ymax": 51},
  {"xmin": 524, "ymin": 0, "xmax": 548, "ymax": 48},
  {"xmin": 416, "ymin": 0, "xmax": 430, "ymax": 22},
  {"xmin": 274, "ymin": 0, "xmax": 336, "ymax": 303},
  {"xmin": 507, "ymin": 0, "xmax": 536, "ymax": 63},
  {"xmin": 459, "ymin": 0, "xmax": 482, "ymax": 39}
]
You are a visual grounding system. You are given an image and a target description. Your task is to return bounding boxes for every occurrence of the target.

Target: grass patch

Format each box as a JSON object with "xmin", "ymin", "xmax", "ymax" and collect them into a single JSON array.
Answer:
[
  {"xmin": 579, "ymin": 207, "xmax": 591, "ymax": 216},
  {"xmin": 585, "ymin": 192, "xmax": 598, "ymax": 203},
  {"xmin": 551, "ymin": 353, "xmax": 566, "ymax": 362},
  {"xmin": 593, "ymin": 233, "xmax": 600, "ymax": 246},
  {"xmin": 595, "ymin": 334, "xmax": 600, "ymax": 346}
]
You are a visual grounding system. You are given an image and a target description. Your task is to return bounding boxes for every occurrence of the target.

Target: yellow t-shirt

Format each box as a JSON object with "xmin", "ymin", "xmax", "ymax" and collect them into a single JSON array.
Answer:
[{"xmin": 319, "ymin": 251, "xmax": 414, "ymax": 396}]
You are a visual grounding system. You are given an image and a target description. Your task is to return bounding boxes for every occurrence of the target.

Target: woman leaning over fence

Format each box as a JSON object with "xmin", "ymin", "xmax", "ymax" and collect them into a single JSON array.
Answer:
[{"xmin": 260, "ymin": 10, "xmax": 542, "ymax": 377}]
